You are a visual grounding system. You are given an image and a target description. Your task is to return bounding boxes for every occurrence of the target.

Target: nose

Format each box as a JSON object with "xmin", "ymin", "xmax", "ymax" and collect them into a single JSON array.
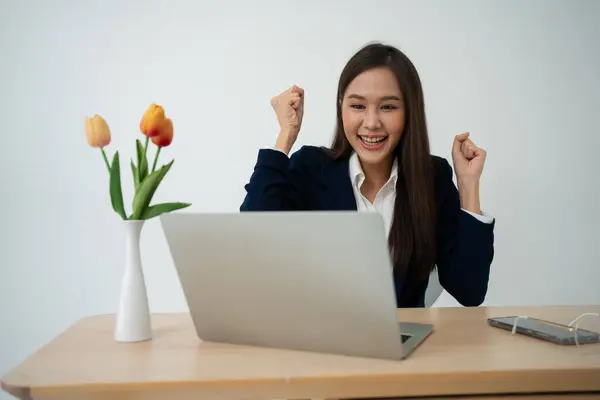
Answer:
[{"xmin": 363, "ymin": 107, "xmax": 382, "ymax": 131}]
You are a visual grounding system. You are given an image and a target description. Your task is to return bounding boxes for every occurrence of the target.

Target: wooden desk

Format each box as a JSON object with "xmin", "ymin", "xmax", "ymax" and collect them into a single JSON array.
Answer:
[{"xmin": 2, "ymin": 306, "xmax": 599, "ymax": 400}]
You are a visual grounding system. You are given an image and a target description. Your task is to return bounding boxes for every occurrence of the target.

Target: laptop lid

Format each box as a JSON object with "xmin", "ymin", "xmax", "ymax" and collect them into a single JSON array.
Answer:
[{"xmin": 160, "ymin": 211, "xmax": 405, "ymax": 360}]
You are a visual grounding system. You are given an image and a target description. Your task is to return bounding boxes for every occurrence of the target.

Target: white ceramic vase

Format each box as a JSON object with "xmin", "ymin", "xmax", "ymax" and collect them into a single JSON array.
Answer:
[{"xmin": 114, "ymin": 219, "xmax": 152, "ymax": 342}]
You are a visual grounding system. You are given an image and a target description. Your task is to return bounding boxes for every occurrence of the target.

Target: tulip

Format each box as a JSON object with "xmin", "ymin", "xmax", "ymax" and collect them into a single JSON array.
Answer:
[
  {"xmin": 85, "ymin": 115, "xmax": 111, "ymax": 147},
  {"xmin": 139, "ymin": 104, "xmax": 169, "ymax": 174},
  {"xmin": 151, "ymin": 118, "xmax": 173, "ymax": 147},
  {"xmin": 139, "ymin": 104, "xmax": 166, "ymax": 138},
  {"xmin": 85, "ymin": 114, "xmax": 111, "ymax": 172},
  {"xmin": 151, "ymin": 118, "xmax": 174, "ymax": 172}
]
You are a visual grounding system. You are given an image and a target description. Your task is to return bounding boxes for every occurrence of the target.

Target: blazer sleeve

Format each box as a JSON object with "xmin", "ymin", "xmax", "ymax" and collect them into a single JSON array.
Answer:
[
  {"xmin": 240, "ymin": 148, "xmax": 312, "ymax": 211},
  {"xmin": 435, "ymin": 158, "xmax": 495, "ymax": 306}
]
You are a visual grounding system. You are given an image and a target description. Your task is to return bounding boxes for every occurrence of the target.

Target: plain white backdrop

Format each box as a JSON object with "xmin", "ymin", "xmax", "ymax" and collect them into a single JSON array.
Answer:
[{"xmin": 1, "ymin": 0, "xmax": 599, "ymax": 395}]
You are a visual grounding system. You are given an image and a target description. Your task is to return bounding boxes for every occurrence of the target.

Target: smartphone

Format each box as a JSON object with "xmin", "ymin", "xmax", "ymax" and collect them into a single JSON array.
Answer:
[{"xmin": 487, "ymin": 316, "xmax": 600, "ymax": 345}]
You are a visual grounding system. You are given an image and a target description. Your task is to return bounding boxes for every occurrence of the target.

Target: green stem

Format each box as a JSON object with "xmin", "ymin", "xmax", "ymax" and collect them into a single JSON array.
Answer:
[
  {"xmin": 152, "ymin": 147, "xmax": 161, "ymax": 172},
  {"xmin": 101, "ymin": 148, "xmax": 110, "ymax": 173}
]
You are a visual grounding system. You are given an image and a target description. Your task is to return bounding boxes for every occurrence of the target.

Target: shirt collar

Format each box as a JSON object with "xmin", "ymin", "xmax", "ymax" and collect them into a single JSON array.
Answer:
[{"xmin": 349, "ymin": 151, "xmax": 399, "ymax": 189}]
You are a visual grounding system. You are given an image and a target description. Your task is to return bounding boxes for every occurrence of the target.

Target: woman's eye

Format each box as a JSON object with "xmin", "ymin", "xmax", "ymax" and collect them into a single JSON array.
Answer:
[
  {"xmin": 350, "ymin": 104, "xmax": 365, "ymax": 110},
  {"xmin": 381, "ymin": 104, "xmax": 398, "ymax": 110}
]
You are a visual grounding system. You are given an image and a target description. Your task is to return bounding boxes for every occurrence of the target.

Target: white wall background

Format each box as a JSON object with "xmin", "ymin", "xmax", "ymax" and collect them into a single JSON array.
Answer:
[{"xmin": 1, "ymin": 0, "xmax": 599, "ymax": 396}]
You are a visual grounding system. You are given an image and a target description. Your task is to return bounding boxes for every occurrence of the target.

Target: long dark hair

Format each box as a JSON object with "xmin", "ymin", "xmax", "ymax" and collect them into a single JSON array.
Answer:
[{"xmin": 329, "ymin": 42, "xmax": 436, "ymax": 281}]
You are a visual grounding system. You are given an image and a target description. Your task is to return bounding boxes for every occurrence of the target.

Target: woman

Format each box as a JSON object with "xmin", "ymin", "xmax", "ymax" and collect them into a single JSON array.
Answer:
[{"xmin": 240, "ymin": 42, "xmax": 495, "ymax": 308}]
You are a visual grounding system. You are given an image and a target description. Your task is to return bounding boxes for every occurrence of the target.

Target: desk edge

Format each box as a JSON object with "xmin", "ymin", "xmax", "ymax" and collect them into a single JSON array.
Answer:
[{"xmin": 1, "ymin": 381, "xmax": 32, "ymax": 400}]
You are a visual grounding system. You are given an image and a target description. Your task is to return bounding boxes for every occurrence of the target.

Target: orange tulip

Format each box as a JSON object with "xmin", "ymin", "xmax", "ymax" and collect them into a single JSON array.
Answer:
[
  {"xmin": 139, "ymin": 104, "xmax": 166, "ymax": 137},
  {"xmin": 149, "ymin": 118, "xmax": 174, "ymax": 172},
  {"xmin": 85, "ymin": 115, "xmax": 111, "ymax": 148},
  {"xmin": 151, "ymin": 118, "xmax": 173, "ymax": 148}
]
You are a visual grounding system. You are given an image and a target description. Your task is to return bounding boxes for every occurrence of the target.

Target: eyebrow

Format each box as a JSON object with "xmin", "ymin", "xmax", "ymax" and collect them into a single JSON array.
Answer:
[{"xmin": 347, "ymin": 94, "xmax": 402, "ymax": 102}]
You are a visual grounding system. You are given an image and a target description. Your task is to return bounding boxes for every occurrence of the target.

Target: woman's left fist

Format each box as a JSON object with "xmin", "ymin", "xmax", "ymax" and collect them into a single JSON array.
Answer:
[{"xmin": 451, "ymin": 132, "xmax": 487, "ymax": 183}]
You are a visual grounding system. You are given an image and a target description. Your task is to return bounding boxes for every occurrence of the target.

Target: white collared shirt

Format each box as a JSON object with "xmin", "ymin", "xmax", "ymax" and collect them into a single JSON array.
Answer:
[{"xmin": 348, "ymin": 152, "xmax": 493, "ymax": 236}]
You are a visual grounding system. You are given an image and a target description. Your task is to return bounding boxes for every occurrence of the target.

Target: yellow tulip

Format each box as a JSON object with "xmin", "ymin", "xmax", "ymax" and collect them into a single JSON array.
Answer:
[
  {"xmin": 85, "ymin": 115, "xmax": 111, "ymax": 148},
  {"xmin": 140, "ymin": 104, "xmax": 166, "ymax": 137}
]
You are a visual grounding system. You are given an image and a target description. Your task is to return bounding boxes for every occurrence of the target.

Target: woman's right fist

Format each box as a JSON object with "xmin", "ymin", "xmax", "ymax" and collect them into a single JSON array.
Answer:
[{"xmin": 271, "ymin": 85, "xmax": 304, "ymax": 154}]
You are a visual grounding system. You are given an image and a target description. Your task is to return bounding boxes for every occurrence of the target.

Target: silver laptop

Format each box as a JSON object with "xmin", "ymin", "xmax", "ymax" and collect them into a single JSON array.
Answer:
[{"xmin": 160, "ymin": 211, "xmax": 433, "ymax": 360}]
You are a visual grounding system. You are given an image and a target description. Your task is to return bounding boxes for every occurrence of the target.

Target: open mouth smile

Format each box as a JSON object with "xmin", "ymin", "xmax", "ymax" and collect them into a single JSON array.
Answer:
[{"xmin": 358, "ymin": 134, "xmax": 388, "ymax": 150}]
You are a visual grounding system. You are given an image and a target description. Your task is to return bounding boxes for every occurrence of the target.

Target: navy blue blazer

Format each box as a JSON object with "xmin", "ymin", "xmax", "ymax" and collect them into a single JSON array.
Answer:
[{"xmin": 240, "ymin": 146, "xmax": 495, "ymax": 308}]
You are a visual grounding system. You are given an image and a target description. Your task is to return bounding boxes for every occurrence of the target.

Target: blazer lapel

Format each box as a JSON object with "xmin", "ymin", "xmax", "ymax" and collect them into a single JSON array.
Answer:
[{"xmin": 316, "ymin": 156, "xmax": 357, "ymax": 211}]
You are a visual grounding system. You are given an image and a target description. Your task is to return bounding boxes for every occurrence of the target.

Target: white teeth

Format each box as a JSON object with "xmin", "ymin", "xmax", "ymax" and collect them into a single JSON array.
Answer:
[{"xmin": 359, "ymin": 136, "xmax": 386, "ymax": 144}]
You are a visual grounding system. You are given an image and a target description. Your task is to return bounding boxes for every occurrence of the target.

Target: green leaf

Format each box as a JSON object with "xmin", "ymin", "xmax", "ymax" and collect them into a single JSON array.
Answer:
[
  {"xmin": 136, "ymin": 139, "xmax": 143, "ymax": 165},
  {"xmin": 141, "ymin": 202, "xmax": 191, "ymax": 220},
  {"xmin": 136, "ymin": 139, "xmax": 148, "ymax": 182},
  {"xmin": 109, "ymin": 152, "xmax": 127, "ymax": 220},
  {"xmin": 130, "ymin": 160, "xmax": 140, "ymax": 192},
  {"xmin": 130, "ymin": 160, "xmax": 174, "ymax": 220}
]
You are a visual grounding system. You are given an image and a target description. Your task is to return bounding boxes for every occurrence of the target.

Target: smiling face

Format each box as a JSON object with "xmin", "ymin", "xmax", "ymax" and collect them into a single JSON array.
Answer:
[{"xmin": 341, "ymin": 67, "xmax": 405, "ymax": 167}]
